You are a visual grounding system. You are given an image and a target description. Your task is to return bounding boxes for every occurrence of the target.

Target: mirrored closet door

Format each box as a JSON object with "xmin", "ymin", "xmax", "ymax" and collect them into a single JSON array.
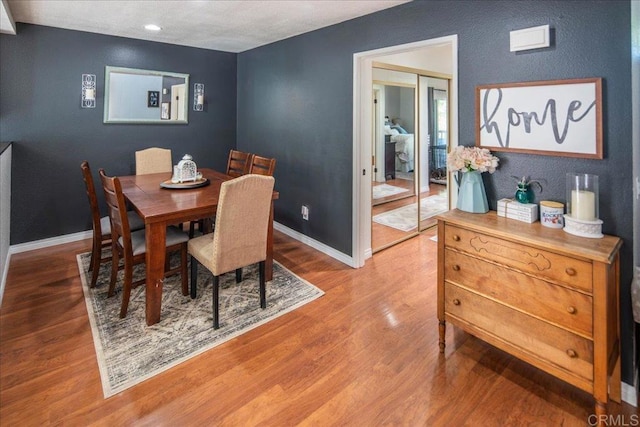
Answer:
[
  {"xmin": 371, "ymin": 68, "xmax": 451, "ymax": 252},
  {"xmin": 371, "ymin": 69, "xmax": 419, "ymax": 251}
]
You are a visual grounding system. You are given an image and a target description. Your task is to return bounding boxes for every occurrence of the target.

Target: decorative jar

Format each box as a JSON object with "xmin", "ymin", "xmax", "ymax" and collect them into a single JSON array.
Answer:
[{"xmin": 176, "ymin": 154, "xmax": 197, "ymax": 183}]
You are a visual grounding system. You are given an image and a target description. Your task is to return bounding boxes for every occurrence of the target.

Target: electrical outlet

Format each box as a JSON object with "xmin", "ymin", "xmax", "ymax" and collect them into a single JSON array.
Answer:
[{"xmin": 301, "ymin": 205, "xmax": 309, "ymax": 220}]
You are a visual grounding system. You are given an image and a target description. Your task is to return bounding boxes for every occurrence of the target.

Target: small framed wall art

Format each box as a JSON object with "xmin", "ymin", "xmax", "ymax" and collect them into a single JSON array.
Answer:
[
  {"xmin": 476, "ymin": 78, "xmax": 602, "ymax": 159},
  {"xmin": 147, "ymin": 90, "xmax": 160, "ymax": 108}
]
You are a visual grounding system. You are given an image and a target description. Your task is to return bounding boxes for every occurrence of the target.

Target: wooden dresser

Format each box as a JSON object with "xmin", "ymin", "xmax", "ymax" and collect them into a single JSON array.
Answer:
[{"xmin": 436, "ymin": 210, "xmax": 622, "ymax": 419}]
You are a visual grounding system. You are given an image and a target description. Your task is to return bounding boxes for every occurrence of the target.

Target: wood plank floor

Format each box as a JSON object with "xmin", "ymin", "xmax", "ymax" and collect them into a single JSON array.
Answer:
[{"xmin": 1, "ymin": 230, "xmax": 636, "ymax": 426}]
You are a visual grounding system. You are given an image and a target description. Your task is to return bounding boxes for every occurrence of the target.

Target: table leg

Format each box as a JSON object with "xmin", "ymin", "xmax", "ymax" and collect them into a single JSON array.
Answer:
[
  {"xmin": 266, "ymin": 201, "xmax": 274, "ymax": 281},
  {"xmin": 145, "ymin": 222, "xmax": 166, "ymax": 326}
]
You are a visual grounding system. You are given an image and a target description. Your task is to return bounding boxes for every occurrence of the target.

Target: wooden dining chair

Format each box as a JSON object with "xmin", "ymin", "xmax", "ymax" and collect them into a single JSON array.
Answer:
[
  {"xmin": 226, "ymin": 149, "xmax": 253, "ymax": 177},
  {"xmin": 135, "ymin": 147, "xmax": 172, "ymax": 175},
  {"xmin": 248, "ymin": 154, "xmax": 276, "ymax": 176},
  {"xmin": 81, "ymin": 161, "xmax": 144, "ymax": 288},
  {"xmin": 188, "ymin": 174, "xmax": 275, "ymax": 329},
  {"xmin": 99, "ymin": 169, "xmax": 190, "ymax": 318}
]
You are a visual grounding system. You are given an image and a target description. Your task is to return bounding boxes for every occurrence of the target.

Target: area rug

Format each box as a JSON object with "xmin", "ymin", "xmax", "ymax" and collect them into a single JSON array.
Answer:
[
  {"xmin": 373, "ymin": 194, "xmax": 448, "ymax": 232},
  {"xmin": 77, "ymin": 251, "xmax": 324, "ymax": 398},
  {"xmin": 372, "ymin": 183, "xmax": 409, "ymax": 200}
]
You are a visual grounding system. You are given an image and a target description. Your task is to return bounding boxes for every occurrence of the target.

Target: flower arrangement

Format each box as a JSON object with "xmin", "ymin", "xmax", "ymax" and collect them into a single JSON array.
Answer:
[{"xmin": 447, "ymin": 146, "xmax": 499, "ymax": 174}]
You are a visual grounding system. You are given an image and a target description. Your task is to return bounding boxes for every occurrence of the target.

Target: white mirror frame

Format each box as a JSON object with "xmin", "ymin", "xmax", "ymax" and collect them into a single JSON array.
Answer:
[{"xmin": 103, "ymin": 66, "xmax": 190, "ymax": 124}]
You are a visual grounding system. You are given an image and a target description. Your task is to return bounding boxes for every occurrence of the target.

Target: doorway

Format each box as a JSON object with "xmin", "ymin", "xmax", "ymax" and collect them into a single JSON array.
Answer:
[{"xmin": 352, "ymin": 35, "xmax": 458, "ymax": 266}]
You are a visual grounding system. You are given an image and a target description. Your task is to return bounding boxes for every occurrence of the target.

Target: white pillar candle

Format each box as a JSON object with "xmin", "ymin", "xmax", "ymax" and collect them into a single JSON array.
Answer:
[
  {"xmin": 571, "ymin": 190, "xmax": 596, "ymax": 220},
  {"xmin": 197, "ymin": 94, "xmax": 204, "ymax": 105},
  {"xmin": 85, "ymin": 88, "xmax": 95, "ymax": 100}
]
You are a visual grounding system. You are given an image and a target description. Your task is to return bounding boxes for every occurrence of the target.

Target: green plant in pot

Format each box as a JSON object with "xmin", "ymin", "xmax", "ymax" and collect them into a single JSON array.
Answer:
[{"xmin": 512, "ymin": 176, "xmax": 544, "ymax": 204}]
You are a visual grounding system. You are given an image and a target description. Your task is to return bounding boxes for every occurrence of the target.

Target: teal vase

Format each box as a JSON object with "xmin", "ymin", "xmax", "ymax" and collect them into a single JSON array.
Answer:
[
  {"xmin": 515, "ymin": 183, "xmax": 533, "ymax": 204},
  {"xmin": 457, "ymin": 170, "xmax": 489, "ymax": 213}
]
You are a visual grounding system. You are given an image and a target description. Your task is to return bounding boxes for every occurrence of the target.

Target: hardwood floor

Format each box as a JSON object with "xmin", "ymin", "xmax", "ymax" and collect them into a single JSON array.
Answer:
[{"xmin": 1, "ymin": 231, "xmax": 635, "ymax": 425}]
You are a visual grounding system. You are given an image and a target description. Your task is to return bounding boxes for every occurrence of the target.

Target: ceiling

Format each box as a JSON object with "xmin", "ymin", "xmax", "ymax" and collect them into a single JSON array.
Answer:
[{"xmin": 0, "ymin": 0, "xmax": 411, "ymax": 53}]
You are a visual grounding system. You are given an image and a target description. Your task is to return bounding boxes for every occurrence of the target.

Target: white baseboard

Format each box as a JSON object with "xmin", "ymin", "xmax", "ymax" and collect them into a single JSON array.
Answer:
[
  {"xmin": 0, "ymin": 230, "xmax": 91, "ymax": 307},
  {"xmin": 273, "ymin": 222, "xmax": 356, "ymax": 268},
  {"xmin": 623, "ymin": 381, "xmax": 638, "ymax": 406},
  {"xmin": 0, "ymin": 250, "xmax": 10, "ymax": 307},
  {"xmin": 9, "ymin": 230, "xmax": 91, "ymax": 254},
  {"xmin": 364, "ymin": 248, "xmax": 373, "ymax": 260}
]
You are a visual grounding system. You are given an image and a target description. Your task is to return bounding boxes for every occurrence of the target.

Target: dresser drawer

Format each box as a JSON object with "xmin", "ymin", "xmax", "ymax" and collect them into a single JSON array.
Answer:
[
  {"xmin": 444, "ymin": 249, "xmax": 593, "ymax": 337},
  {"xmin": 444, "ymin": 224, "xmax": 593, "ymax": 293},
  {"xmin": 445, "ymin": 283, "xmax": 594, "ymax": 382}
]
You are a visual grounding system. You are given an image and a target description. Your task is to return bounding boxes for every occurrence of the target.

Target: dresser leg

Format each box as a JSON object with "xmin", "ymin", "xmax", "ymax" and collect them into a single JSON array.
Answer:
[
  {"xmin": 594, "ymin": 401, "xmax": 607, "ymax": 426},
  {"xmin": 439, "ymin": 321, "xmax": 446, "ymax": 353}
]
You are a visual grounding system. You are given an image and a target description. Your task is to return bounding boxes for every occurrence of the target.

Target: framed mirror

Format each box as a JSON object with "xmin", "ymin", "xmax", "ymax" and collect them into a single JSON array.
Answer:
[{"xmin": 104, "ymin": 66, "xmax": 189, "ymax": 124}]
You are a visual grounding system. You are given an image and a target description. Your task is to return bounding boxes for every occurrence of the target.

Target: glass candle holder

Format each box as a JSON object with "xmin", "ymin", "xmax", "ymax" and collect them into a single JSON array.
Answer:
[{"xmin": 566, "ymin": 173, "xmax": 599, "ymax": 221}]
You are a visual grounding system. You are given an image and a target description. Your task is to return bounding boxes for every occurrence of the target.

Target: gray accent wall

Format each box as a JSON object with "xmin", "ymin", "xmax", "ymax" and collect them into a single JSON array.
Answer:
[
  {"xmin": 237, "ymin": 1, "xmax": 635, "ymax": 383},
  {"xmin": 0, "ymin": 24, "xmax": 237, "ymax": 244}
]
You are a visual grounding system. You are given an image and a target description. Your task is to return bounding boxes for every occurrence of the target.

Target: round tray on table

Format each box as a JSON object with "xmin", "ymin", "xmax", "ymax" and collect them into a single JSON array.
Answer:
[{"xmin": 160, "ymin": 178, "xmax": 210, "ymax": 189}]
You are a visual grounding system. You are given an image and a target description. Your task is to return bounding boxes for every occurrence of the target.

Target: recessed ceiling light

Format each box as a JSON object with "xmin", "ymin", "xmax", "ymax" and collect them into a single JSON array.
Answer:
[{"xmin": 144, "ymin": 24, "xmax": 162, "ymax": 31}]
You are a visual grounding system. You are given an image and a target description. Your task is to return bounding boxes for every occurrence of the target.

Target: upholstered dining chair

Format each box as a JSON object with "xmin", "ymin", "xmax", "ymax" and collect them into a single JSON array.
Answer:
[
  {"xmin": 188, "ymin": 174, "xmax": 275, "ymax": 329},
  {"xmin": 249, "ymin": 154, "xmax": 276, "ymax": 176},
  {"xmin": 226, "ymin": 149, "xmax": 253, "ymax": 178},
  {"xmin": 99, "ymin": 169, "xmax": 190, "ymax": 318},
  {"xmin": 135, "ymin": 147, "xmax": 172, "ymax": 175},
  {"xmin": 81, "ymin": 161, "xmax": 144, "ymax": 288}
]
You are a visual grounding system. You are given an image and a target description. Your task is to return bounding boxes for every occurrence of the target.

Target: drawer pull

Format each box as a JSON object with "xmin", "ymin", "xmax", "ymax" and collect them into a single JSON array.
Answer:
[
  {"xmin": 452, "ymin": 298, "xmax": 461, "ymax": 306},
  {"xmin": 452, "ymin": 235, "xmax": 461, "ymax": 241},
  {"xmin": 565, "ymin": 267, "xmax": 577, "ymax": 276},
  {"xmin": 452, "ymin": 265, "xmax": 460, "ymax": 271},
  {"xmin": 566, "ymin": 349, "xmax": 577, "ymax": 358},
  {"xmin": 567, "ymin": 306, "xmax": 577, "ymax": 314}
]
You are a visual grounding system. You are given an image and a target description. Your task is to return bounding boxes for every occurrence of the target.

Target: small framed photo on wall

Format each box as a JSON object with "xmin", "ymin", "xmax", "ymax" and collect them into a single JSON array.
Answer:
[{"xmin": 147, "ymin": 91, "xmax": 160, "ymax": 108}]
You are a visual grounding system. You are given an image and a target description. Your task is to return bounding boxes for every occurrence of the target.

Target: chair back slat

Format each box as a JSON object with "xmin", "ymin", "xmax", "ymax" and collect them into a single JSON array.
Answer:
[
  {"xmin": 99, "ymin": 170, "xmax": 133, "ymax": 257},
  {"xmin": 226, "ymin": 149, "xmax": 253, "ymax": 177},
  {"xmin": 80, "ymin": 161, "xmax": 103, "ymax": 238},
  {"xmin": 249, "ymin": 155, "xmax": 276, "ymax": 176}
]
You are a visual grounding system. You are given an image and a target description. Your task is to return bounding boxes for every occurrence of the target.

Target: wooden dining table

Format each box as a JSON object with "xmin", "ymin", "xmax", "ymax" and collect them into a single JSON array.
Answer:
[{"xmin": 119, "ymin": 168, "xmax": 279, "ymax": 326}]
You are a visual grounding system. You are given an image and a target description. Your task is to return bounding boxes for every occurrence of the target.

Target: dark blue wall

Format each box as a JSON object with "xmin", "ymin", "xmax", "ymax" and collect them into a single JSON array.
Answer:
[
  {"xmin": 0, "ymin": 1, "xmax": 635, "ymax": 385},
  {"xmin": 237, "ymin": 1, "xmax": 634, "ymax": 382},
  {"xmin": 0, "ymin": 24, "xmax": 237, "ymax": 243}
]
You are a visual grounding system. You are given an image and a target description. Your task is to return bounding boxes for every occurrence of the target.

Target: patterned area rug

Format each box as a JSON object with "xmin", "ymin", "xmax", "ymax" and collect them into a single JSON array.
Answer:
[
  {"xmin": 373, "ymin": 194, "xmax": 448, "ymax": 232},
  {"xmin": 77, "ymin": 251, "xmax": 324, "ymax": 398},
  {"xmin": 372, "ymin": 183, "xmax": 409, "ymax": 199}
]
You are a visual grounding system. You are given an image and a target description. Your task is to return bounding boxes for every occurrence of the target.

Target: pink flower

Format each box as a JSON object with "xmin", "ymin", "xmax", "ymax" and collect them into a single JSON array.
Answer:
[{"xmin": 446, "ymin": 146, "xmax": 499, "ymax": 174}]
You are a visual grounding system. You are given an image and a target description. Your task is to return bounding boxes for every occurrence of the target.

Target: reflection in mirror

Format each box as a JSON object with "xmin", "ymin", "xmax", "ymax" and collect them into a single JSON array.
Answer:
[
  {"xmin": 104, "ymin": 66, "xmax": 189, "ymax": 124},
  {"xmin": 371, "ymin": 78, "xmax": 418, "ymax": 252},
  {"xmin": 418, "ymin": 76, "xmax": 449, "ymax": 231}
]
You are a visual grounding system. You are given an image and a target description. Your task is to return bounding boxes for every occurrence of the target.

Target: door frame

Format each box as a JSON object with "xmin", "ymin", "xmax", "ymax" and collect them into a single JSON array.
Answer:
[{"xmin": 352, "ymin": 35, "xmax": 459, "ymax": 267}]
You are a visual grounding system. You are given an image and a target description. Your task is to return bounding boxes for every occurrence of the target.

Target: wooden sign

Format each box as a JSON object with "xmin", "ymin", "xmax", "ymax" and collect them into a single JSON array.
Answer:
[{"xmin": 476, "ymin": 78, "xmax": 602, "ymax": 158}]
